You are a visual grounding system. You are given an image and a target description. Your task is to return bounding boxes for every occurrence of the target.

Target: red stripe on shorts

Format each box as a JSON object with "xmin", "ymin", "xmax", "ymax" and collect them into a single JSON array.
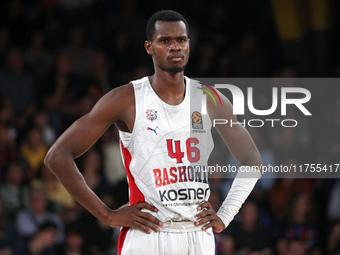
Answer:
[
  {"xmin": 118, "ymin": 142, "xmax": 145, "ymax": 254},
  {"xmin": 118, "ymin": 227, "xmax": 129, "ymax": 255}
]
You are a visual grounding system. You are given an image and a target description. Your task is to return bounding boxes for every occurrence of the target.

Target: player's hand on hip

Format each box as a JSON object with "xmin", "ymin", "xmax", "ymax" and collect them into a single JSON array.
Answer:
[
  {"xmin": 194, "ymin": 201, "xmax": 225, "ymax": 233},
  {"xmin": 109, "ymin": 202, "xmax": 163, "ymax": 234}
]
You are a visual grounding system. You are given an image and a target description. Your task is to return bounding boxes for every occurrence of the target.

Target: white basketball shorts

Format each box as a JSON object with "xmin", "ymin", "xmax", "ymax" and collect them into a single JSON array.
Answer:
[{"xmin": 118, "ymin": 221, "xmax": 215, "ymax": 255}]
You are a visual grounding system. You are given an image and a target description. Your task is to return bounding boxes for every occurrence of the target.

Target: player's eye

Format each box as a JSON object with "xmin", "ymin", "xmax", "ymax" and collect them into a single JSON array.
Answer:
[{"xmin": 161, "ymin": 39, "xmax": 169, "ymax": 43}]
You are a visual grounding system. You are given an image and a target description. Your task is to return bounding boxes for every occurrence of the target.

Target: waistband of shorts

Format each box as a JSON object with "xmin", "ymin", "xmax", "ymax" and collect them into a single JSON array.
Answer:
[{"xmin": 159, "ymin": 221, "xmax": 211, "ymax": 234}]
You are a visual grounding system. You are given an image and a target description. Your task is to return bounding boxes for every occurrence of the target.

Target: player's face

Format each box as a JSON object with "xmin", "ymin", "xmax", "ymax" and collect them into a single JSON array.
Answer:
[{"xmin": 145, "ymin": 21, "xmax": 189, "ymax": 74}]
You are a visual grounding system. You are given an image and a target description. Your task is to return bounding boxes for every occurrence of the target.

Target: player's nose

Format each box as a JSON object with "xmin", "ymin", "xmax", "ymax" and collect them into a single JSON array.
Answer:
[{"xmin": 169, "ymin": 40, "xmax": 181, "ymax": 52}]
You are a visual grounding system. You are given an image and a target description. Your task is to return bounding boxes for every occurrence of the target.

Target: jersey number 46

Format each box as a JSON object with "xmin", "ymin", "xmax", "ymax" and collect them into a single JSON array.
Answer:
[{"xmin": 166, "ymin": 138, "xmax": 200, "ymax": 163}]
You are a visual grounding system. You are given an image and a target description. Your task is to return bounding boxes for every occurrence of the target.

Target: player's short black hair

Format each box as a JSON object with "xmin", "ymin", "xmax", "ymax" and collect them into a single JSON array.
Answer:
[{"xmin": 146, "ymin": 10, "xmax": 189, "ymax": 41}]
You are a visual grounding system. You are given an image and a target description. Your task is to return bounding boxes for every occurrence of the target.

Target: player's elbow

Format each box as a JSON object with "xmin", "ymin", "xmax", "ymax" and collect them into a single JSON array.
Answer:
[
  {"xmin": 252, "ymin": 150, "xmax": 263, "ymax": 176},
  {"xmin": 254, "ymin": 150, "xmax": 263, "ymax": 167},
  {"xmin": 241, "ymin": 149, "xmax": 262, "ymax": 167},
  {"xmin": 240, "ymin": 150, "xmax": 263, "ymax": 176},
  {"xmin": 44, "ymin": 146, "xmax": 63, "ymax": 170},
  {"xmin": 44, "ymin": 147, "xmax": 55, "ymax": 169}
]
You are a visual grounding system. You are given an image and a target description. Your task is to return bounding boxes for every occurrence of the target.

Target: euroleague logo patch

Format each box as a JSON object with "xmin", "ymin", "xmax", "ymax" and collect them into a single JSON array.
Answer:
[{"xmin": 192, "ymin": 111, "xmax": 203, "ymax": 129}]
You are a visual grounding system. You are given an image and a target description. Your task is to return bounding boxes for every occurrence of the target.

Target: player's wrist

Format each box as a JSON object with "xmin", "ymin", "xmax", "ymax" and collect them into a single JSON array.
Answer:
[
  {"xmin": 216, "ymin": 215, "xmax": 226, "ymax": 230},
  {"xmin": 99, "ymin": 207, "xmax": 115, "ymax": 226},
  {"xmin": 216, "ymin": 208, "xmax": 232, "ymax": 229}
]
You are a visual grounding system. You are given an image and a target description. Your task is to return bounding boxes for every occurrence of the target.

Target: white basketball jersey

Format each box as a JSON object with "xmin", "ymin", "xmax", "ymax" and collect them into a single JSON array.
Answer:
[{"xmin": 119, "ymin": 76, "xmax": 214, "ymax": 222}]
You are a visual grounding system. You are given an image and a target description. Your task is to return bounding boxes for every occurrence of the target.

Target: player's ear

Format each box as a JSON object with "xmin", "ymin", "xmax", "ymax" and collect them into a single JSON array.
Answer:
[{"xmin": 145, "ymin": 40, "xmax": 152, "ymax": 55}]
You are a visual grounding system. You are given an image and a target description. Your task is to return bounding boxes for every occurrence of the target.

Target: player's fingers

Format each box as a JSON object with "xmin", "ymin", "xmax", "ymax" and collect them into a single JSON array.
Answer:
[
  {"xmin": 133, "ymin": 222, "xmax": 152, "ymax": 234},
  {"xmin": 137, "ymin": 217, "xmax": 160, "ymax": 232},
  {"xmin": 194, "ymin": 208, "xmax": 214, "ymax": 221},
  {"xmin": 138, "ymin": 202, "xmax": 159, "ymax": 213},
  {"xmin": 195, "ymin": 214, "xmax": 215, "ymax": 226},
  {"xmin": 201, "ymin": 221, "xmax": 214, "ymax": 230},
  {"xmin": 197, "ymin": 201, "xmax": 212, "ymax": 211},
  {"xmin": 140, "ymin": 211, "xmax": 163, "ymax": 226}
]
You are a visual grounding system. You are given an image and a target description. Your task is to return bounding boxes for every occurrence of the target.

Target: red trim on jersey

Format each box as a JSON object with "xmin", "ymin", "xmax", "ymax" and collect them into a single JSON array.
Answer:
[
  {"xmin": 118, "ymin": 141, "xmax": 145, "ymax": 255},
  {"xmin": 120, "ymin": 141, "xmax": 145, "ymax": 204}
]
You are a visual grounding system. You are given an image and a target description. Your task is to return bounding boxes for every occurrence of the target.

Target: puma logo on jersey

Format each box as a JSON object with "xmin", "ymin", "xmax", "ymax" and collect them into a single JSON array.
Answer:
[
  {"xmin": 146, "ymin": 109, "xmax": 157, "ymax": 121},
  {"xmin": 147, "ymin": 126, "xmax": 158, "ymax": 135}
]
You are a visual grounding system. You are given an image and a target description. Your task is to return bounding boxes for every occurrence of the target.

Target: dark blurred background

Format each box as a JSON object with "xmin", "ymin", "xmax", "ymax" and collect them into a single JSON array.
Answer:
[{"xmin": 0, "ymin": 0, "xmax": 340, "ymax": 254}]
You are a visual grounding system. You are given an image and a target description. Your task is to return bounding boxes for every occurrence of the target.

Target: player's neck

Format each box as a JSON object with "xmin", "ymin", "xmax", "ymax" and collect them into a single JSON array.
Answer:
[
  {"xmin": 150, "ymin": 70, "xmax": 185, "ymax": 90},
  {"xmin": 149, "ymin": 71, "xmax": 186, "ymax": 105}
]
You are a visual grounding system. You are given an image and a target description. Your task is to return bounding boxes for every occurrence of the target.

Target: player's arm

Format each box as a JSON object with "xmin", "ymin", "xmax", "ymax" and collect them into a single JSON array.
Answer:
[
  {"xmin": 44, "ymin": 84, "xmax": 162, "ymax": 233},
  {"xmin": 195, "ymin": 86, "xmax": 262, "ymax": 233},
  {"xmin": 208, "ymin": 90, "xmax": 262, "ymax": 168}
]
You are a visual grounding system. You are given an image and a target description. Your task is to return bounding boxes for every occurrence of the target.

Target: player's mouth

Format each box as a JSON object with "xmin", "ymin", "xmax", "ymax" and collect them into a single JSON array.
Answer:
[{"xmin": 168, "ymin": 54, "xmax": 184, "ymax": 62}]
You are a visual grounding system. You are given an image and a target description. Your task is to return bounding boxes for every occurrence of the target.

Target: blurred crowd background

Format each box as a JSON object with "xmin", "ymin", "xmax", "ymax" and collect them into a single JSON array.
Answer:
[{"xmin": 0, "ymin": 0, "xmax": 340, "ymax": 254}]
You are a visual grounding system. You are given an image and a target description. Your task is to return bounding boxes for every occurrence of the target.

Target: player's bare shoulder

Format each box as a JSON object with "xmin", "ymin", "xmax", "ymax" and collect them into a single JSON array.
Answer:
[
  {"xmin": 110, "ymin": 82, "xmax": 135, "ymax": 132},
  {"xmin": 107, "ymin": 82, "xmax": 135, "ymax": 110},
  {"xmin": 87, "ymin": 82, "xmax": 135, "ymax": 128}
]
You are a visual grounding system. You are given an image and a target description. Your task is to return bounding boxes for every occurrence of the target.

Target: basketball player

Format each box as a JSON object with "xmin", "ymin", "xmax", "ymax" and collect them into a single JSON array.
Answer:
[{"xmin": 45, "ymin": 10, "xmax": 262, "ymax": 255}]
